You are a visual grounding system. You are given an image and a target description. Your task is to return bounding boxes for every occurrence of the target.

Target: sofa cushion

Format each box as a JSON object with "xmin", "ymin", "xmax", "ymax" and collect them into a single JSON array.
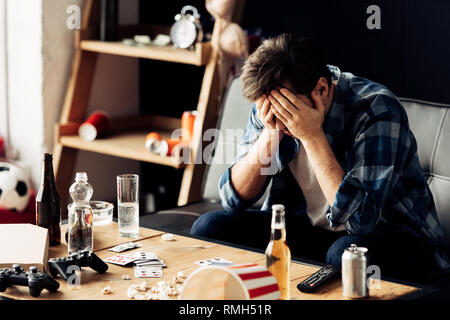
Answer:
[
  {"xmin": 140, "ymin": 200, "xmax": 224, "ymax": 234},
  {"xmin": 400, "ymin": 98, "xmax": 450, "ymax": 250},
  {"xmin": 201, "ymin": 77, "xmax": 253, "ymax": 201},
  {"xmin": 201, "ymin": 77, "xmax": 270, "ymax": 207}
]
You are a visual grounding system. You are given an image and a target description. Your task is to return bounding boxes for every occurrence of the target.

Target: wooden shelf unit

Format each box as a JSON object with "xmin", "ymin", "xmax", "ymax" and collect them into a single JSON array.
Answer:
[
  {"xmin": 80, "ymin": 40, "xmax": 211, "ymax": 66},
  {"xmin": 57, "ymin": 114, "xmax": 184, "ymax": 169},
  {"xmin": 60, "ymin": 133, "xmax": 183, "ymax": 169},
  {"xmin": 54, "ymin": 0, "xmax": 244, "ymax": 218}
]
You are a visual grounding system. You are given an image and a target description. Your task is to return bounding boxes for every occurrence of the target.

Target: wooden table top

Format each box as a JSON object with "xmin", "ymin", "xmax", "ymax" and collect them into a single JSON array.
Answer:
[{"xmin": 0, "ymin": 222, "xmax": 422, "ymax": 300}]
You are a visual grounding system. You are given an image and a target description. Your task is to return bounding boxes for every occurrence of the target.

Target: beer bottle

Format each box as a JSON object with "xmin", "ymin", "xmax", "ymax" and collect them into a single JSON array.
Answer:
[
  {"xmin": 36, "ymin": 153, "xmax": 61, "ymax": 246},
  {"xmin": 265, "ymin": 204, "xmax": 291, "ymax": 300}
]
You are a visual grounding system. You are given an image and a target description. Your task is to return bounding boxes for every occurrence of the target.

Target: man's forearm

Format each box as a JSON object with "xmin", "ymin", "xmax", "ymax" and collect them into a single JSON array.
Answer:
[
  {"xmin": 230, "ymin": 128, "xmax": 282, "ymax": 200},
  {"xmin": 302, "ymin": 131, "xmax": 345, "ymax": 206}
]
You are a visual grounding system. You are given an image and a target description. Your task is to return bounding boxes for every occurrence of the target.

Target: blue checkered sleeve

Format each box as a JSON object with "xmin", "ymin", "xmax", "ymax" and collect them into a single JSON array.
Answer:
[
  {"xmin": 218, "ymin": 104, "xmax": 273, "ymax": 212},
  {"xmin": 326, "ymin": 97, "xmax": 408, "ymax": 235}
]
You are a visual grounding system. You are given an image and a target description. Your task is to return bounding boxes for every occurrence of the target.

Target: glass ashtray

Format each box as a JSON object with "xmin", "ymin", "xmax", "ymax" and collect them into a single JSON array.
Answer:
[{"xmin": 68, "ymin": 201, "xmax": 114, "ymax": 226}]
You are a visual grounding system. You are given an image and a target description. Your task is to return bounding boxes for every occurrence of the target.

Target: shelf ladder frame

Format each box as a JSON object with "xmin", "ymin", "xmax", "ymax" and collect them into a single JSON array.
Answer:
[{"xmin": 54, "ymin": 0, "xmax": 244, "ymax": 217}]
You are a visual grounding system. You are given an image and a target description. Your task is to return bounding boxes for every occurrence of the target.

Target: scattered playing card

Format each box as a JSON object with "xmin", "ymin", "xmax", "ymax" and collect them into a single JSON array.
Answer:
[
  {"xmin": 131, "ymin": 251, "xmax": 158, "ymax": 260},
  {"xmin": 134, "ymin": 260, "xmax": 167, "ymax": 268},
  {"xmin": 134, "ymin": 266, "xmax": 163, "ymax": 278},
  {"xmin": 104, "ymin": 253, "xmax": 139, "ymax": 266},
  {"xmin": 194, "ymin": 257, "xmax": 235, "ymax": 266},
  {"xmin": 108, "ymin": 242, "xmax": 141, "ymax": 253}
]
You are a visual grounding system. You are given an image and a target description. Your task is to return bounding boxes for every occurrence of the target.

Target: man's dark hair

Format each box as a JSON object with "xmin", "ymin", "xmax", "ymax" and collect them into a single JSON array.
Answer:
[{"xmin": 241, "ymin": 34, "xmax": 331, "ymax": 101}]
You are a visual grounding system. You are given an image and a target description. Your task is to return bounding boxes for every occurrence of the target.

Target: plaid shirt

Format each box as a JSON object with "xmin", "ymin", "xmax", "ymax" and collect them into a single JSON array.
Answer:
[{"xmin": 219, "ymin": 65, "xmax": 449, "ymax": 269}]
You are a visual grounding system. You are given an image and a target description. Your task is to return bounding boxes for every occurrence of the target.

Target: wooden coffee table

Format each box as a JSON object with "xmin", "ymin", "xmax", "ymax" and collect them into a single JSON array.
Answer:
[{"xmin": 0, "ymin": 222, "xmax": 431, "ymax": 300}]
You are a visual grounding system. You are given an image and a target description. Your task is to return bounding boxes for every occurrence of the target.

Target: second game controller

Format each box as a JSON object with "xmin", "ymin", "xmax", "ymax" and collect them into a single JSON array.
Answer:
[{"xmin": 48, "ymin": 250, "xmax": 108, "ymax": 281}]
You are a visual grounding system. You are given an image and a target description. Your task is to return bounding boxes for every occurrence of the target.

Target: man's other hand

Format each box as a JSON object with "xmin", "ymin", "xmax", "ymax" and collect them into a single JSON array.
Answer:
[
  {"xmin": 256, "ymin": 95, "xmax": 288, "ymax": 133},
  {"xmin": 269, "ymin": 88, "xmax": 326, "ymax": 142}
]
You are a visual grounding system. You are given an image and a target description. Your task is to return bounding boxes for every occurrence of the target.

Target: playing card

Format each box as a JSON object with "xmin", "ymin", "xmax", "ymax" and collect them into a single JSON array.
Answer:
[
  {"xmin": 134, "ymin": 266, "xmax": 163, "ymax": 278},
  {"xmin": 104, "ymin": 253, "xmax": 139, "ymax": 266},
  {"xmin": 134, "ymin": 260, "xmax": 167, "ymax": 268},
  {"xmin": 108, "ymin": 242, "xmax": 141, "ymax": 253},
  {"xmin": 194, "ymin": 257, "xmax": 235, "ymax": 266},
  {"xmin": 131, "ymin": 252, "xmax": 159, "ymax": 260}
]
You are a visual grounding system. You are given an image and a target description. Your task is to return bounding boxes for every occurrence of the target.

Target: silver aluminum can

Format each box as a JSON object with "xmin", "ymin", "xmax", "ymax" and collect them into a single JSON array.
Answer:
[{"xmin": 342, "ymin": 244, "xmax": 369, "ymax": 298}]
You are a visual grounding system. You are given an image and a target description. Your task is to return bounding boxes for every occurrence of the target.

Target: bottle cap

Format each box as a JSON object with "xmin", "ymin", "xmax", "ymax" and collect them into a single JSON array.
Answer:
[
  {"xmin": 272, "ymin": 204, "xmax": 285, "ymax": 212},
  {"xmin": 75, "ymin": 172, "xmax": 88, "ymax": 182},
  {"xmin": 43, "ymin": 153, "xmax": 53, "ymax": 160}
]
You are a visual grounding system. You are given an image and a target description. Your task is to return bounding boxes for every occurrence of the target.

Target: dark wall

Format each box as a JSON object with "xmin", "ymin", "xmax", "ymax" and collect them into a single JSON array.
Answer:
[
  {"xmin": 137, "ymin": 0, "xmax": 450, "ymax": 212},
  {"xmin": 138, "ymin": 1, "xmax": 210, "ymax": 211},
  {"xmin": 138, "ymin": 0, "xmax": 450, "ymax": 112},
  {"xmin": 139, "ymin": 0, "xmax": 209, "ymax": 118},
  {"xmin": 241, "ymin": 0, "xmax": 450, "ymax": 104}
]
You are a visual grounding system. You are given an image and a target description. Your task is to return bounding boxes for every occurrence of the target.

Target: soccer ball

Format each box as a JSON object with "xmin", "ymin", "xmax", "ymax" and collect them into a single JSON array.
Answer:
[{"xmin": 0, "ymin": 162, "xmax": 31, "ymax": 212}]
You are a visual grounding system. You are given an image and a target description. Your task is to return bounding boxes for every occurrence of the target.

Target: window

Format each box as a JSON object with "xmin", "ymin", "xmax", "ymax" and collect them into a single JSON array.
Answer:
[{"xmin": 0, "ymin": 0, "xmax": 9, "ymax": 143}]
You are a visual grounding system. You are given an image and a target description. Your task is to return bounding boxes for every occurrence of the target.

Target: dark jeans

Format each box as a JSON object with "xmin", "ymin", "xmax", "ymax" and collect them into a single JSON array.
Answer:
[{"xmin": 190, "ymin": 209, "xmax": 435, "ymax": 282}]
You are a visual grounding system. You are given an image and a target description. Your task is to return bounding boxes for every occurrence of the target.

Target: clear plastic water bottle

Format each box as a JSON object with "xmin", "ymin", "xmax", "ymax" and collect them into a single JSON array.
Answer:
[{"xmin": 67, "ymin": 172, "xmax": 94, "ymax": 254}]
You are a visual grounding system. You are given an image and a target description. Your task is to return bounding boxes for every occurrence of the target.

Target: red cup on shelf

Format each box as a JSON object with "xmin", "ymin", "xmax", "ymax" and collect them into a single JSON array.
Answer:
[{"xmin": 79, "ymin": 111, "xmax": 110, "ymax": 141}]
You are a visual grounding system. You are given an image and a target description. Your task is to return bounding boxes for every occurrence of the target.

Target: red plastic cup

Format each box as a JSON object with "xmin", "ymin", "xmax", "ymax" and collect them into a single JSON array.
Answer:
[{"xmin": 79, "ymin": 111, "xmax": 110, "ymax": 141}]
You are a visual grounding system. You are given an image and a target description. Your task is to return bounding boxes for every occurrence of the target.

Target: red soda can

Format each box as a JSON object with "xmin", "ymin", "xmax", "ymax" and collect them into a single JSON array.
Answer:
[
  {"xmin": 181, "ymin": 111, "xmax": 198, "ymax": 142},
  {"xmin": 145, "ymin": 132, "xmax": 163, "ymax": 153},
  {"xmin": 160, "ymin": 139, "xmax": 181, "ymax": 157},
  {"xmin": 145, "ymin": 132, "xmax": 181, "ymax": 157}
]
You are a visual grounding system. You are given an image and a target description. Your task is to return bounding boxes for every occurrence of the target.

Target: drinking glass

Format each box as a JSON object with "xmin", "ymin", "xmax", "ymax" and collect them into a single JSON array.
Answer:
[{"xmin": 117, "ymin": 174, "xmax": 139, "ymax": 237}]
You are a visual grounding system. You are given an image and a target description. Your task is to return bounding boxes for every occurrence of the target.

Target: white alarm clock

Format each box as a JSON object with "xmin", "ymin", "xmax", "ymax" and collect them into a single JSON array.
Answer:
[{"xmin": 170, "ymin": 5, "xmax": 203, "ymax": 49}]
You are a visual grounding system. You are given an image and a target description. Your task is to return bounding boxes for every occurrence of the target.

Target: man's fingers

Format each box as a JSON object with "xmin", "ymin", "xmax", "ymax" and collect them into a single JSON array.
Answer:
[
  {"xmin": 256, "ymin": 96, "xmax": 269, "ymax": 124},
  {"xmin": 255, "ymin": 95, "xmax": 267, "ymax": 118},
  {"xmin": 310, "ymin": 90, "xmax": 326, "ymax": 115},
  {"xmin": 275, "ymin": 118, "xmax": 286, "ymax": 131},
  {"xmin": 279, "ymin": 88, "xmax": 305, "ymax": 110},
  {"xmin": 269, "ymin": 95, "xmax": 291, "ymax": 122},
  {"xmin": 260, "ymin": 99, "xmax": 270, "ymax": 117},
  {"xmin": 264, "ymin": 109, "xmax": 276, "ymax": 129},
  {"xmin": 271, "ymin": 105, "xmax": 289, "ymax": 127},
  {"xmin": 270, "ymin": 90, "xmax": 297, "ymax": 115},
  {"xmin": 255, "ymin": 94, "xmax": 266, "ymax": 108}
]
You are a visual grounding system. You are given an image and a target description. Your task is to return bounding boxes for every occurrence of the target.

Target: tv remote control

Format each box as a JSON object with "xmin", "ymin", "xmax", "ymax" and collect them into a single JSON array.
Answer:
[{"xmin": 297, "ymin": 265, "xmax": 339, "ymax": 293}]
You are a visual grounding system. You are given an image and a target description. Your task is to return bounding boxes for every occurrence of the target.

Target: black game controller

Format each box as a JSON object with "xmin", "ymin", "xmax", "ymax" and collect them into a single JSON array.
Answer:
[
  {"xmin": 0, "ymin": 264, "xmax": 60, "ymax": 297},
  {"xmin": 48, "ymin": 250, "xmax": 108, "ymax": 281}
]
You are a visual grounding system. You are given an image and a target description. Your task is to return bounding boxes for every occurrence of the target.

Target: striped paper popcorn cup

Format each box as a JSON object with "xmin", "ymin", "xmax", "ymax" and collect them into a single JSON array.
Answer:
[{"xmin": 179, "ymin": 263, "xmax": 280, "ymax": 300}]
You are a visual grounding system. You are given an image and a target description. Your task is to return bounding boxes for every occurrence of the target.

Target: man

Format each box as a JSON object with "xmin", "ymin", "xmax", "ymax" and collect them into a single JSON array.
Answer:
[{"xmin": 191, "ymin": 34, "xmax": 449, "ymax": 281}]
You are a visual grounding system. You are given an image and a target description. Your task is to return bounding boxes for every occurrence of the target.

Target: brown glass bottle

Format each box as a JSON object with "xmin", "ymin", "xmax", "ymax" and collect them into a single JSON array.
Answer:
[
  {"xmin": 265, "ymin": 204, "xmax": 291, "ymax": 300},
  {"xmin": 36, "ymin": 153, "xmax": 61, "ymax": 246}
]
